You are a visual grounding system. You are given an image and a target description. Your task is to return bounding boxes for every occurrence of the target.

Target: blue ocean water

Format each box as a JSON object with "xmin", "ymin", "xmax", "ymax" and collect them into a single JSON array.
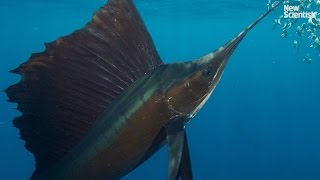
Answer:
[{"xmin": 1, "ymin": 0, "xmax": 320, "ymax": 179}]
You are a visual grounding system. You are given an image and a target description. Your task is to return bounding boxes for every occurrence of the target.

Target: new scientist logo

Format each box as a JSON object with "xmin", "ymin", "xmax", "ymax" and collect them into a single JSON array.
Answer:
[{"xmin": 283, "ymin": 4, "xmax": 317, "ymax": 19}]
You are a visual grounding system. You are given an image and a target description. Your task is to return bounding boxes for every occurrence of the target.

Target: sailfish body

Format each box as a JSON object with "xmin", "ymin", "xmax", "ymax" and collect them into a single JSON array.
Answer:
[{"xmin": 5, "ymin": 0, "xmax": 284, "ymax": 179}]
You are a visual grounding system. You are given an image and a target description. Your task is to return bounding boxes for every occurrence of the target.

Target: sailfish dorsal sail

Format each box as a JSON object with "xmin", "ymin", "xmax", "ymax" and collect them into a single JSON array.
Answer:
[{"xmin": 5, "ymin": 0, "xmax": 162, "ymax": 175}]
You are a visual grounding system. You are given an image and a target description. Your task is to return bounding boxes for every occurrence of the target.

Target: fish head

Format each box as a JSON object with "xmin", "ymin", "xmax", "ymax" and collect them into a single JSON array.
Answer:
[{"xmin": 163, "ymin": 34, "xmax": 244, "ymax": 119}]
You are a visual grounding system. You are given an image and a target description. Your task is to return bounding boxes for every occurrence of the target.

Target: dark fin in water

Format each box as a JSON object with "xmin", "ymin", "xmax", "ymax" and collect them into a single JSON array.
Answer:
[
  {"xmin": 165, "ymin": 118, "xmax": 193, "ymax": 180},
  {"xmin": 5, "ymin": 0, "xmax": 162, "ymax": 175},
  {"xmin": 178, "ymin": 131, "xmax": 193, "ymax": 180}
]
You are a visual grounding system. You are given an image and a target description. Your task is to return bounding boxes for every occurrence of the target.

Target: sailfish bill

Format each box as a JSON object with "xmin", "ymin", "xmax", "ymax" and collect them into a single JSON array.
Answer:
[{"xmin": 5, "ymin": 0, "xmax": 284, "ymax": 179}]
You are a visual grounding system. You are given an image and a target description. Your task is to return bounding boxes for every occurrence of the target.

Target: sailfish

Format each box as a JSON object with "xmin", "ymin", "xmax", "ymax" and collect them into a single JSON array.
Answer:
[{"xmin": 5, "ymin": 0, "xmax": 284, "ymax": 179}]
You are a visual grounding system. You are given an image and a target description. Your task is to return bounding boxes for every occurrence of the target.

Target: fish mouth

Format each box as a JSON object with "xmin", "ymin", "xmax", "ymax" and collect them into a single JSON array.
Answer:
[
  {"xmin": 203, "ymin": 31, "xmax": 246, "ymax": 90},
  {"xmin": 196, "ymin": 29, "xmax": 246, "ymax": 74},
  {"xmin": 214, "ymin": 31, "xmax": 246, "ymax": 68}
]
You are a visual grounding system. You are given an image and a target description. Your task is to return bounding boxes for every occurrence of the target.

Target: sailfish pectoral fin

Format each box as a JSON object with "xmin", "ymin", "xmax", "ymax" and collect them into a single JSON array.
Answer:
[
  {"xmin": 178, "ymin": 131, "xmax": 193, "ymax": 180},
  {"xmin": 165, "ymin": 119, "xmax": 193, "ymax": 180}
]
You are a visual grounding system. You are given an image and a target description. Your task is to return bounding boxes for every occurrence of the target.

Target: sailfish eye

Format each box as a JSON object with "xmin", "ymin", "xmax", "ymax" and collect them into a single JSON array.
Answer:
[{"xmin": 202, "ymin": 68, "xmax": 212, "ymax": 77}]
